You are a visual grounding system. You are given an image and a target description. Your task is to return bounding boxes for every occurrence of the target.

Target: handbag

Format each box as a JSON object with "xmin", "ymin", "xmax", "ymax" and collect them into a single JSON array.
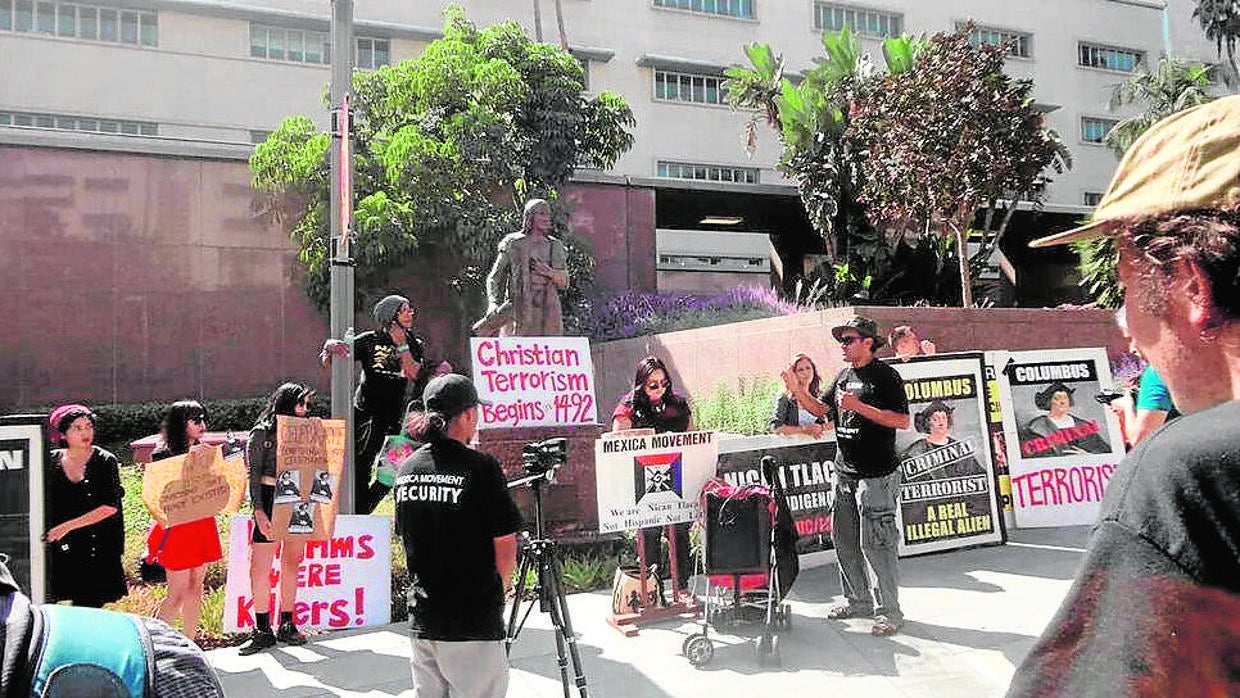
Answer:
[
  {"xmin": 138, "ymin": 528, "xmax": 170, "ymax": 584},
  {"xmin": 610, "ymin": 565, "xmax": 665, "ymax": 615}
]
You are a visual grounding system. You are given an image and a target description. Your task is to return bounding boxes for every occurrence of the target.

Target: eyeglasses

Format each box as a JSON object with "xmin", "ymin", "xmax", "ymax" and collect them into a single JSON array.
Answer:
[
  {"xmin": 645, "ymin": 380, "xmax": 670, "ymax": 390},
  {"xmin": 837, "ymin": 335, "xmax": 864, "ymax": 346}
]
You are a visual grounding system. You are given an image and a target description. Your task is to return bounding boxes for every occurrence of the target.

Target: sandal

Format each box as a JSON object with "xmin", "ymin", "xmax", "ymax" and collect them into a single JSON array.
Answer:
[
  {"xmin": 870, "ymin": 617, "xmax": 901, "ymax": 636},
  {"xmin": 827, "ymin": 605, "xmax": 865, "ymax": 620}
]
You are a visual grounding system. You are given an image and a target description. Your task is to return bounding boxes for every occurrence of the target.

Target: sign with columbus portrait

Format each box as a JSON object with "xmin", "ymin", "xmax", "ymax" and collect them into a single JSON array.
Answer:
[
  {"xmin": 886, "ymin": 353, "xmax": 1004, "ymax": 556},
  {"xmin": 991, "ymin": 348, "xmax": 1127, "ymax": 528}
]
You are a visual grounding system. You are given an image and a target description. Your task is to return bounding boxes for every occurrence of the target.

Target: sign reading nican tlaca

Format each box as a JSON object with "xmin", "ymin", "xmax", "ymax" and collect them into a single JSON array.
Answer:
[{"xmin": 594, "ymin": 431, "xmax": 717, "ymax": 533}]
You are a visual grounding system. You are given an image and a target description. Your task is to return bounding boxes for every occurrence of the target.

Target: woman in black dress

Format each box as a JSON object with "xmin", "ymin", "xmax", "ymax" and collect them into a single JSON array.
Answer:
[
  {"xmin": 44, "ymin": 404, "xmax": 127, "ymax": 607},
  {"xmin": 611, "ymin": 356, "xmax": 694, "ymax": 592}
]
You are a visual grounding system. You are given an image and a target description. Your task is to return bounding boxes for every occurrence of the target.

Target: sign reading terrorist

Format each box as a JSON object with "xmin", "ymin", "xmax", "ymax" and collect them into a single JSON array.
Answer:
[
  {"xmin": 594, "ymin": 430, "xmax": 717, "ymax": 533},
  {"xmin": 470, "ymin": 336, "xmax": 598, "ymax": 429},
  {"xmin": 886, "ymin": 353, "xmax": 1003, "ymax": 556},
  {"xmin": 142, "ymin": 443, "xmax": 246, "ymax": 527}
]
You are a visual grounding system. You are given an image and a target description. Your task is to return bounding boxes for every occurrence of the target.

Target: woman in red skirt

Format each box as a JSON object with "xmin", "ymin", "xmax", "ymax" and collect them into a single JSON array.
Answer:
[{"xmin": 146, "ymin": 400, "xmax": 223, "ymax": 640}]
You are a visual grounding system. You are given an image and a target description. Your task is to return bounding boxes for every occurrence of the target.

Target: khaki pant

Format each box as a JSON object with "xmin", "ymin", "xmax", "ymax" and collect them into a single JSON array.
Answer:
[{"xmin": 409, "ymin": 638, "xmax": 509, "ymax": 698}]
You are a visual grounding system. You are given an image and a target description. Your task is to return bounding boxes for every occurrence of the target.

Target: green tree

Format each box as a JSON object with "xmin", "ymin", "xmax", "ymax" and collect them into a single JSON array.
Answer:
[
  {"xmin": 250, "ymin": 6, "xmax": 635, "ymax": 314},
  {"xmin": 1076, "ymin": 57, "xmax": 1216, "ymax": 308},
  {"xmin": 1193, "ymin": 0, "xmax": 1240, "ymax": 82},
  {"xmin": 849, "ymin": 25, "xmax": 1070, "ymax": 307}
]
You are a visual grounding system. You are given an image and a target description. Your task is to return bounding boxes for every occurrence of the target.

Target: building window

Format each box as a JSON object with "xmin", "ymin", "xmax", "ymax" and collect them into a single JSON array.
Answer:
[
  {"xmin": 1080, "ymin": 117, "xmax": 1117, "ymax": 144},
  {"xmin": 658, "ymin": 160, "xmax": 759, "ymax": 184},
  {"xmin": 653, "ymin": 0, "xmax": 754, "ymax": 20},
  {"xmin": 1083, "ymin": 192, "xmax": 1104, "ymax": 206},
  {"xmin": 654, "ymin": 70, "xmax": 726, "ymax": 105},
  {"xmin": 250, "ymin": 24, "xmax": 390, "ymax": 68},
  {"xmin": 959, "ymin": 23, "xmax": 1030, "ymax": 58},
  {"xmin": 0, "ymin": 0, "xmax": 156, "ymax": 45},
  {"xmin": 0, "ymin": 109, "xmax": 157, "ymax": 136},
  {"xmin": 813, "ymin": 2, "xmax": 902, "ymax": 38},
  {"xmin": 1078, "ymin": 42, "xmax": 1143, "ymax": 72},
  {"xmin": 250, "ymin": 129, "xmax": 273, "ymax": 144}
]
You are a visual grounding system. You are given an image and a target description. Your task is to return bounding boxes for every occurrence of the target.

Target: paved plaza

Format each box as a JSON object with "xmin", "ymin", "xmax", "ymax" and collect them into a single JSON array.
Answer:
[{"xmin": 209, "ymin": 526, "xmax": 1089, "ymax": 698}]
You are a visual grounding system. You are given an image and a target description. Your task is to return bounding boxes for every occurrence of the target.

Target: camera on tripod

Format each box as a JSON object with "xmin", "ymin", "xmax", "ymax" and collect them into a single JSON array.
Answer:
[{"xmin": 522, "ymin": 437, "xmax": 568, "ymax": 478}]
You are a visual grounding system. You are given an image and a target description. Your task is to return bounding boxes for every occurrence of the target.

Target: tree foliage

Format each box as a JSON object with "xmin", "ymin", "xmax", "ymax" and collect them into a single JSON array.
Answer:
[
  {"xmin": 250, "ymin": 5, "xmax": 635, "ymax": 312},
  {"xmin": 1193, "ymin": 0, "xmax": 1240, "ymax": 82}
]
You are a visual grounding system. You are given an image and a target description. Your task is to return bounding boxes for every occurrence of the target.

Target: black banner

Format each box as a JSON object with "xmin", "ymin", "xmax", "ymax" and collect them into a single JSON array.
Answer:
[
  {"xmin": 0, "ymin": 415, "xmax": 46, "ymax": 600},
  {"xmin": 717, "ymin": 439, "xmax": 837, "ymax": 554}
]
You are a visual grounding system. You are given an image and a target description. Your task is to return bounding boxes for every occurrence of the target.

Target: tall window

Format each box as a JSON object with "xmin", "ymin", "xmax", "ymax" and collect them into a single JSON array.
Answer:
[
  {"xmin": 0, "ymin": 110, "xmax": 157, "ymax": 136},
  {"xmin": 250, "ymin": 24, "xmax": 390, "ymax": 68},
  {"xmin": 1078, "ymin": 42, "xmax": 1143, "ymax": 72},
  {"xmin": 0, "ymin": 0, "xmax": 156, "ymax": 45},
  {"xmin": 1083, "ymin": 192, "xmax": 1104, "ymax": 206},
  {"xmin": 959, "ymin": 23, "xmax": 1030, "ymax": 58},
  {"xmin": 1080, "ymin": 117, "xmax": 1118, "ymax": 144},
  {"xmin": 813, "ymin": 2, "xmax": 902, "ymax": 38},
  {"xmin": 658, "ymin": 160, "xmax": 759, "ymax": 184},
  {"xmin": 654, "ymin": 70, "xmax": 726, "ymax": 105},
  {"xmin": 653, "ymin": 0, "xmax": 754, "ymax": 20}
]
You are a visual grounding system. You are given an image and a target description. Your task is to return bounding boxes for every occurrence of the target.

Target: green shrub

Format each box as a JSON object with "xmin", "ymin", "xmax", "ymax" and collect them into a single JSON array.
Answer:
[{"xmin": 692, "ymin": 376, "xmax": 783, "ymax": 436}]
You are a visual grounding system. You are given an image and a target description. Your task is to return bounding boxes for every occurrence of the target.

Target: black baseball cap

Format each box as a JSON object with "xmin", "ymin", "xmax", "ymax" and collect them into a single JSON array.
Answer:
[
  {"xmin": 422, "ymin": 374, "xmax": 490, "ymax": 417},
  {"xmin": 831, "ymin": 316, "xmax": 886, "ymax": 349}
]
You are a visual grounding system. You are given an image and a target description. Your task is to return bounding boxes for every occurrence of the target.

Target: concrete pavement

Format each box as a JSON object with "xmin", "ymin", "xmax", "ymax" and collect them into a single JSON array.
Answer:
[{"xmin": 208, "ymin": 526, "xmax": 1089, "ymax": 698}]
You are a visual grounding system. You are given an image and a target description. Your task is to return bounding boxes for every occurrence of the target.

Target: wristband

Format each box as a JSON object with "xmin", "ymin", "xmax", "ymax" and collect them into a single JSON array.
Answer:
[{"xmin": 396, "ymin": 343, "xmax": 410, "ymax": 354}]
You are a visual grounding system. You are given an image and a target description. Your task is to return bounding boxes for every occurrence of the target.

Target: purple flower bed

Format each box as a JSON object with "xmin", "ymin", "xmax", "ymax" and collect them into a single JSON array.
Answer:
[
  {"xmin": 579, "ymin": 286, "xmax": 803, "ymax": 342},
  {"xmin": 1110, "ymin": 351, "xmax": 1146, "ymax": 389}
]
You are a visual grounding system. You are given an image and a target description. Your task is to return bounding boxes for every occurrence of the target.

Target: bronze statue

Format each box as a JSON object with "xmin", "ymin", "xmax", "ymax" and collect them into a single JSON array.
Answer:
[{"xmin": 473, "ymin": 198, "xmax": 570, "ymax": 337}]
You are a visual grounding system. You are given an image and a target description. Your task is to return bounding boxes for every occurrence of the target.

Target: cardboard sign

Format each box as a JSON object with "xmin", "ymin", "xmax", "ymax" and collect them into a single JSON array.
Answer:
[
  {"xmin": 141, "ymin": 444, "xmax": 246, "ymax": 527},
  {"xmin": 0, "ymin": 416, "xmax": 46, "ymax": 603},
  {"xmin": 993, "ymin": 348, "xmax": 1126, "ymax": 528},
  {"xmin": 594, "ymin": 430, "xmax": 718, "ymax": 533},
  {"xmin": 470, "ymin": 336, "xmax": 598, "ymax": 429},
  {"xmin": 222, "ymin": 515, "xmax": 391, "ymax": 633},
  {"xmin": 887, "ymin": 353, "xmax": 1004, "ymax": 555},
  {"xmin": 273, "ymin": 416, "xmax": 346, "ymax": 541},
  {"xmin": 717, "ymin": 433, "xmax": 837, "ymax": 555}
]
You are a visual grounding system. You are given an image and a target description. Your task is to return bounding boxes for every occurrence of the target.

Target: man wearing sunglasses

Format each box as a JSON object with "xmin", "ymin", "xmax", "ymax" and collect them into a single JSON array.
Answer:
[{"xmin": 782, "ymin": 316, "xmax": 910, "ymax": 636}]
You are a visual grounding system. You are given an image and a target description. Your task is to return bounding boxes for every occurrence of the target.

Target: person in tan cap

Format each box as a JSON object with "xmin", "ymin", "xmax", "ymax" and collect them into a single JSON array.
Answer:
[{"xmin": 1008, "ymin": 97, "xmax": 1240, "ymax": 696}]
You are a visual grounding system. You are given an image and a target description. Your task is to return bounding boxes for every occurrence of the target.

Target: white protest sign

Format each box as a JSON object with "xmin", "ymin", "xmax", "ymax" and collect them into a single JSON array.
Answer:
[
  {"xmin": 594, "ymin": 430, "xmax": 718, "ymax": 533},
  {"xmin": 994, "ymin": 347, "xmax": 1127, "ymax": 528},
  {"xmin": 222, "ymin": 515, "xmax": 391, "ymax": 633},
  {"xmin": 471, "ymin": 336, "xmax": 598, "ymax": 429}
]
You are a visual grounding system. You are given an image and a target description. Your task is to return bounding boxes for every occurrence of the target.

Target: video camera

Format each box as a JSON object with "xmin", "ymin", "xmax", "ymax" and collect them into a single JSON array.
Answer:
[{"xmin": 522, "ymin": 437, "xmax": 568, "ymax": 477}]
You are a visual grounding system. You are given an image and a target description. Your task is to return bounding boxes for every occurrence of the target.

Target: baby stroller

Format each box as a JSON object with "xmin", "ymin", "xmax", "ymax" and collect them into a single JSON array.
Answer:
[{"xmin": 682, "ymin": 456, "xmax": 800, "ymax": 667}]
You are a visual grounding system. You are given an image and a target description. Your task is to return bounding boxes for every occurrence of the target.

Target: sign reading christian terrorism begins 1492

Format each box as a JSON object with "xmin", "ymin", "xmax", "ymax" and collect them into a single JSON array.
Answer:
[{"xmin": 470, "ymin": 337, "xmax": 598, "ymax": 429}]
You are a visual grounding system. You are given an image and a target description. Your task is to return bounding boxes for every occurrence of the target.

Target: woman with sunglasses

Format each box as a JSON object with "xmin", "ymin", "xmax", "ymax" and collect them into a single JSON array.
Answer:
[
  {"xmin": 43, "ymin": 404, "xmax": 128, "ymax": 607},
  {"xmin": 611, "ymin": 356, "xmax": 694, "ymax": 592},
  {"xmin": 145, "ymin": 399, "xmax": 222, "ymax": 640},
  {"xmin": 238, "ymin": 382, "xmax": 316, "ymax": 654}
]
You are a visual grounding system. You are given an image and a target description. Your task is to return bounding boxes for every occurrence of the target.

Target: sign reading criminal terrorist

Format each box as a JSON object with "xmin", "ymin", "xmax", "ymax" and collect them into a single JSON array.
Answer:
[
  {"xmin": 717, "ymin": 433, "xmax": 837, "ymax": 555},
  {"xmin": 470, "ymin": 336, "xmax": 598, "ymax": 429},
  {"xmin": 886, "ymin": 353, "xmax": 1003, "ymax": 556},
  {"xmin": 273, "ymin": 416, "xmax": 346, "ymax": 541},
  {"xmin": 993, "ymin": 348, "xmax": 1126, "ymax": 528},
  {"xmin": 594, "ymin": 430, "xmax": 717, "ymax": 533},
  {"xmin": 142, "ymin": 443, "xmax": 246, "ymax": 527},
  {"xmin": 223, "ymin": 514, "xmax": 391, "ymax": 633},
  {"xmin": 0, "ymin": 416, "xmax": 46, "ymax": 603}
]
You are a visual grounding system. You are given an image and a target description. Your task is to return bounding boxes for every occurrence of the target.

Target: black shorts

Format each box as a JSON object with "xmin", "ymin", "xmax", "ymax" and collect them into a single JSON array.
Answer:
[{"xmin": 252, "ymin": 484, "xmax": 276, "ymax": 544}]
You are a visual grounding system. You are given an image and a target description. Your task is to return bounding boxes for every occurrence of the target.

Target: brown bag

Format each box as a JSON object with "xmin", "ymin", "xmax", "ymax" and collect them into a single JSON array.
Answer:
[{"xmin": 610, "ymin": 566, "xmax": 665, "ymax": 615}]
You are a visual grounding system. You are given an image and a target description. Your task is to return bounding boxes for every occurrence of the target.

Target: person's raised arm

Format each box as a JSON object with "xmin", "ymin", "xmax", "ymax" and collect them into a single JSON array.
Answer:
[{"xmin": 781, "ymin": 367, "xmax": 830, "ymax": 419}]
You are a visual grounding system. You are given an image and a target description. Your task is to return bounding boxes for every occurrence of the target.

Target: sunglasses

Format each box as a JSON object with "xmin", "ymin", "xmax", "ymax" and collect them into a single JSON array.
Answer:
[
  {"xmin": 838, "ymin": 335, "xmax": 864, "ymax": 346},
  {"xmin": 645, "ymin": 380, "xmax": 670, "ymax": 390},
  {"xmin": 190, "ymin": 416, "xmax": 206, "ymax": 424}
]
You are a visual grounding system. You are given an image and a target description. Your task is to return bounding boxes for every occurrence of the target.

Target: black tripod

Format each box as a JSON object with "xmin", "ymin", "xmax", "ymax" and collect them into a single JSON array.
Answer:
[{"xmin": 506, "ymin": 469, "xmax": 589, "ymax": 698}]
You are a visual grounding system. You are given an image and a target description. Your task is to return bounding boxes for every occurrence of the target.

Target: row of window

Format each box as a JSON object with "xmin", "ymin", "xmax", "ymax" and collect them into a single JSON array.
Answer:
[
  {"xmin": 654, "ymin": 0, "xmax": 753, "ymax": 20},
  {"xmin": 249, "ymin": 24, "xmax": 391, "ymax": 69},
  {"xmin": 657, "ymin": 160, "xmax": 759, "ymax": 184},
  {"xmin": 654, "ymin": 70, "xmax": 727, "ymax": 105},
  {"xmin": 0, "ymin": 110, "xmax": 158, "ymax": 136},
  {"xmin": 0, "ymin": 0, "xmax": 156, "ymax": 45}
]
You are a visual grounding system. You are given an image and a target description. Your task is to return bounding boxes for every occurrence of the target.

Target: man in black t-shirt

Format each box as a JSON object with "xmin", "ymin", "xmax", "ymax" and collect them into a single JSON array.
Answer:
[
  {"xmin": 394, "ymin": 374, "xmax": 522, "ymax": 698},
  {"xmin": 322, "ymin": 294, "xmax": 424, "ymax": 513},
  {"xmin": 1007, "ymin": 97, "xmax": 1240, "ymax": 696},
  {"xmin": 783, "ymin": 316, "xmax": 910, "ymax": 636}
]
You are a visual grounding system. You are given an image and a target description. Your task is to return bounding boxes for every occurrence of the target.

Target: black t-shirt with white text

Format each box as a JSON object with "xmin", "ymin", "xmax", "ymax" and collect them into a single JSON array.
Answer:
[
  {"xmin": 823, "ymin": 359, "xmax": 909, "ymax": 478},
  {"xmin": 352, "ymin": 330, "xmax": 424, "ymax": 419},
  {"xmin": 393, "ymin": 439, "xmax": 522, "ymax": 641}
]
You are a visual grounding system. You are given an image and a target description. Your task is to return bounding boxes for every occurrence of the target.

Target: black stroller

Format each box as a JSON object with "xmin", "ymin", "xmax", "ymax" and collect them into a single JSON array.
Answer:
[{"xmin": 682, "ymin": 456, "xmax": 800, "ymax": 667}]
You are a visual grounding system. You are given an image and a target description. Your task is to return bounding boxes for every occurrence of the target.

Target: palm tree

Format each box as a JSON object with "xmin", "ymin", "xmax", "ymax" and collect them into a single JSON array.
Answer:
[
  {"xmin": 1104, "ymin": 57, "xmax": 1214, "ymax": 156},
  {"xmin": 1193, "ymin": 0, "xmax": 1240, "ymax": 84}
]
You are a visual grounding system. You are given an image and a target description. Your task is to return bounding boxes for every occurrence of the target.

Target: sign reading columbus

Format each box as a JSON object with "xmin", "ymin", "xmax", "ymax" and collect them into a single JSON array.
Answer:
[{"xmin": 470, "ymin": 336, "xmax": 599, "ymax": 429}]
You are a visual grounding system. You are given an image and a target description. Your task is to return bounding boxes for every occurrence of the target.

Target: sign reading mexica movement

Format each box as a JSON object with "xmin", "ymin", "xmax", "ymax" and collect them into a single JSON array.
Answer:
[
  {"xmin": 470, "ymin": 336, "xmax": 598, "ymax": 429},
  {"xmin": 222, "ymin": 515, "xmax": 391, "ymax": 633},
  {"xmin": 594, "ymin": 430, "xmax": 717, "ymax": 533},
  {"xmin": 273, "ymin": 416, "xmax": 347, "ymax": 540},
  {"xmin": 887, "ymin": 353, "xmax": 1004, "ymax": 555},
  {"xmin": 993, "ymin": 348, "xmax": 1126, "ymax": 528},
  {"xmin": 717, "ymin": 434, "xmax": 837, "ymax": 555},
  {"xmin": 0, "ymin": 415, "xmax": 46, "ymax": 602}
]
